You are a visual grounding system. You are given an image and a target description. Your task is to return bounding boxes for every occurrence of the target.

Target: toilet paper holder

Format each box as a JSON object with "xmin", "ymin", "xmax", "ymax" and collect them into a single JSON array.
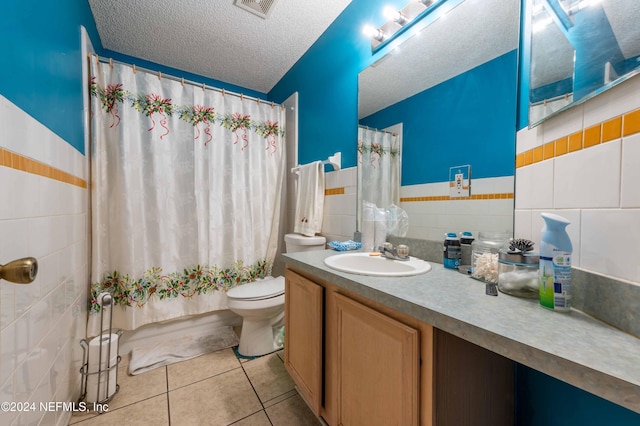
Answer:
[{"xmin": 79, "ymin": 293, "xmax": 123, "ymax": 408}]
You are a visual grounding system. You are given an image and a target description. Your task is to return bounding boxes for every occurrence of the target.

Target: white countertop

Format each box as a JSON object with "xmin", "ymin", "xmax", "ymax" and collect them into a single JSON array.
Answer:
[{"xmin": 283, "ymin": 249, "xmax": 640, "ymax": 414}]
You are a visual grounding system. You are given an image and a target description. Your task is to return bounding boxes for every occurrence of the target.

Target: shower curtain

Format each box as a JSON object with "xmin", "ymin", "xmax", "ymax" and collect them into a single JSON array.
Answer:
[
  {"xmin": 87, "ymin": 57, "xmax": 285, "ymax": 336},
  {"xmin": 357, "ymin": 126, "xmax": 401, "ymax": 227}
]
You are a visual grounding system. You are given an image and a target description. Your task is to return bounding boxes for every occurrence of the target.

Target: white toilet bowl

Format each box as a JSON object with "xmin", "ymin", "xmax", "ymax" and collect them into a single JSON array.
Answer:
[
  {"xmin": 227, "ymin": 277, "xmax": 285, "ymax": 357},
  {"xmin": 227, "ymin": 235, "xmax": 326, "ymax": 357}
]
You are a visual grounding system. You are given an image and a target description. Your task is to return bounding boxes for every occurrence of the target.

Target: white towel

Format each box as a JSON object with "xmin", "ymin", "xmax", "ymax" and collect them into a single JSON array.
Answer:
[{"xmin": 294, "ymin": 161, "xmax": 325, "ymax": 237}]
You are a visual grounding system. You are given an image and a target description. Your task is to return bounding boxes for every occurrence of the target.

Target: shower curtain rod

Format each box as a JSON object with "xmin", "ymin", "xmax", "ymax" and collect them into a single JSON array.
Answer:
[
  {"xmin": 90, "ymin": 54, "xmax": 282, "ymax": 108},
  {"xmin": 358, "ymin": 125, "xmax": 398, "ymax": 137}
]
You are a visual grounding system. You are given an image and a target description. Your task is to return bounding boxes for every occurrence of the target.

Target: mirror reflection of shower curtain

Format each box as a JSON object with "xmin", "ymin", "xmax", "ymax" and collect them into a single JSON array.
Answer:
[
  {"xmin": 87, "ymin": 57, "xmax": 285, "ymax": 336},
  {"xmin": 357, "ymin": 126, "xmax": 401, "ymax": 230}
]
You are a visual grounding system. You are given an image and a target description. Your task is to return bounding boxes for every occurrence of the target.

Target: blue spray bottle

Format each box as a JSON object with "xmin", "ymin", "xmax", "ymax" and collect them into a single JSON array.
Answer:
[{"xmin": 539, "ymin": 213, "xmax": 572, "ymax": 312}]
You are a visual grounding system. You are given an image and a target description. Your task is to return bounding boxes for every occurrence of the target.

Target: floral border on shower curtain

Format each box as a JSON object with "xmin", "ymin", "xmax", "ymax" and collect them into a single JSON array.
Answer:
[
  {"xmin": 357, "ymin": 139, "xmax": 400, "ymax": 159},
  {"xmin": 90, "ymin": 78, "xmax": 284, "ymax": 149},
  {"xmin": 90, "ymin": 260, "xmax": 268, "ymax": 314}
]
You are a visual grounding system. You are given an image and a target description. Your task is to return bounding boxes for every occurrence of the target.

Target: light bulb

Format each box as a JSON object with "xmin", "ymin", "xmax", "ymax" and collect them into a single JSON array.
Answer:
[
  {"xmin": 383, "ymin": 6, "xmax": 407, "ymax": 25},
  {"xmin": 362, "ymin": 25, "xmax": 386, "ymax": 41}
]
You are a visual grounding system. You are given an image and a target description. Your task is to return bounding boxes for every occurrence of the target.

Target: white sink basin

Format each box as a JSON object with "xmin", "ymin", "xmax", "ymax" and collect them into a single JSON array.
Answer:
[{"xmin": 323, "ymin": 252, "xmax": 431, "ymax": 277}]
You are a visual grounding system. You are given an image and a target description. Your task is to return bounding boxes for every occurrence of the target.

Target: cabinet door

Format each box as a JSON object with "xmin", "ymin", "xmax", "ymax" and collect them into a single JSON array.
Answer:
[
  {"xmin": 334, "ymin": 292, "xmax": 419, "ymax": 426},
  {"xmin": 284, "ymin": 270, "xmax": 324, "ymax": 415}
]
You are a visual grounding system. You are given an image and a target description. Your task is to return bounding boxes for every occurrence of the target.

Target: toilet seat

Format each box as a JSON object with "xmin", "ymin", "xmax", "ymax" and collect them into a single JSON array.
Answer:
[{"xmin": 227, "ymin": 277, "xmax": 285, "ymax": 301}]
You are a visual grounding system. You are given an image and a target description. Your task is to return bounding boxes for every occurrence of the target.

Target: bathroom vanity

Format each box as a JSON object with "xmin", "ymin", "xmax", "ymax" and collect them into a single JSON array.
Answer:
[
  {"xmin": 284, "ymin": 257, "xmax": 514, "ymax": 425},
  {"xmin": 283, "ymin": 250, "xmax": 640, "ymax": 425}
]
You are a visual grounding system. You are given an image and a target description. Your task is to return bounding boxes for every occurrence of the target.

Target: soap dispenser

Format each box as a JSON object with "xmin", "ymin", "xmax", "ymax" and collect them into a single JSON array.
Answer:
[{"xmin": 538, "ymin": 213, "xmax": 572, "ymax": 312}]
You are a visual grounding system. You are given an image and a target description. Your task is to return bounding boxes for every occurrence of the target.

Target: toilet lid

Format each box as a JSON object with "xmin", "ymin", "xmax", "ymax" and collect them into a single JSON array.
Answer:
[{"xmin": 227, "ymin": 276, "xmax": 285, "ymax": 300}]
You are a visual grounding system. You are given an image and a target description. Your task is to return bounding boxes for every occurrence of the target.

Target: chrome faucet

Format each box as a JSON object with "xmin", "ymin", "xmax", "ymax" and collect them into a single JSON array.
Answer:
[{"xmin": 379, "ymin": 242, "xmax": 410, "ymax": 261}]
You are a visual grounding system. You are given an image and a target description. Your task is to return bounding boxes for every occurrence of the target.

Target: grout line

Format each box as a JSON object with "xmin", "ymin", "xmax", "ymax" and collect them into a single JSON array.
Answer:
[
  {"xmin": 240, "ymin": 359, "xmax": 266, "ymax": 410},
  {"xmin": 166, "ymin": 364, "xmax": 243, "ymax": 392},
  {"xmin": 227, "ymin": 409, "xmax": 272, "ymax": 425}
]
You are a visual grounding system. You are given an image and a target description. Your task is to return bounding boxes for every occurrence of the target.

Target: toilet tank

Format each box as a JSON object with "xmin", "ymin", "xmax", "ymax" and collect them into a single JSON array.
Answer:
[{"xmin": 284, "ymin": 234, "xmax": 326, "ymax": 253}]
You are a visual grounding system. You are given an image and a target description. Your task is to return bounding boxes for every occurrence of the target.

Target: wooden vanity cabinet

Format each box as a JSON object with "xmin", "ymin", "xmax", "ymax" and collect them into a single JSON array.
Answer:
[
  {"xmin": 284, "ymin": 269, "xmax": 324, "ymax": 414},
  {"xmin": 284, "ymin": 267, "xmax": 514, "ymax": 426},
  {"xmin": 330, "ymin": 292, "xmax": 421, "ymax": 425}
]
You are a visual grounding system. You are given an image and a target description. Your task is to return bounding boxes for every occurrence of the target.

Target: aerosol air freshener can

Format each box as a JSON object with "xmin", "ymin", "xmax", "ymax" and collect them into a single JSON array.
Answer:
[
  {"xmin": 443, "ymin": 232, "xmax": 461, "ymax": 269},
  {"xmin": 539, "ymin": 213, "xmax": 572, "ymax": 312}
]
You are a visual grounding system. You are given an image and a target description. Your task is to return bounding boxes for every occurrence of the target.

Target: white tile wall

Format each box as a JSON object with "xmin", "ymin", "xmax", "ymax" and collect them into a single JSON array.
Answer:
[
  {"xmin": 554, "ymin": 140, "xmax": 621, "ymax": 209},
  {"xmin": 514, "ymin": 73, "xmax": 640, "ymax": 286},
  {"xmin": 581, "ymin": 209, "xmax": 640, "ymax": 283},
  {"xmin": 321, "ymin": 167, "xmax": 357, "ymax": 242},
  {"xmin": 621, "ymin": 133, "xmax": 640, "ymax": 207},
  {"xmin": 0, "ymin": 95, "xmax": 89, "ymax": 425},
  {"xmin": 399, "ymin": 177, "xmax": 515, "ymax": 241}
]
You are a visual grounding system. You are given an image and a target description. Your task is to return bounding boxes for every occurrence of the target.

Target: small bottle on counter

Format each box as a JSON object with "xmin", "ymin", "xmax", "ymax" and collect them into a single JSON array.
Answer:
[
  {"xmin": 443, "ymin": 232, "xmax": 461, "ymax": 269},
  {"xmin": 460, "ymin": 231, "xmax": 475, "ymax": 245}
]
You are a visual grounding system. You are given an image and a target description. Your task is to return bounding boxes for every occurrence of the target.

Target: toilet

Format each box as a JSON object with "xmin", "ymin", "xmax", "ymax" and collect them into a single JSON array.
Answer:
[
  {"xmin": 283, "ymin": 233, "xmax": 327, "ymax": 253},
  {"xmin": 227, "ymin": 233, "xmax": 326, "ymax": 357}
]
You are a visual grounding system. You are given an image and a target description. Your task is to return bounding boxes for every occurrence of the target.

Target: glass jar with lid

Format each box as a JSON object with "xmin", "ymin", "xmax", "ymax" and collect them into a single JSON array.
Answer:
[
  {"xmin": 471, "ymin": 231, "xmax": 510, "ymax": 283},
  {"xmin": 498, "ymin": 249, "xmax": 539, "ymax": 298}
]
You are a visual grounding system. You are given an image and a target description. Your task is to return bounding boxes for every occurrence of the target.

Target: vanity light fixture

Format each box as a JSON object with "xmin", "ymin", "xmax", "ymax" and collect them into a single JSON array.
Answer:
[
  {"xmin": 383, "ymin": 6, "xmax": 408, "ymax": 26},
  {"xmin": 362, "ymin": 25, "xmax": 387, "ymax": 42},
  {"xmin": 365, "ymin": 0, "xmax": 442, "ymax": 51}
]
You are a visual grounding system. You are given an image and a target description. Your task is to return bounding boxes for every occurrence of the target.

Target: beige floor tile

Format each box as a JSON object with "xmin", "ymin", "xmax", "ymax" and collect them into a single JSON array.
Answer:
[
  {"xmin": 243, "ymin": 352, "xmax": 295, "ymax": 404},
  {"xmin": 265, "ymin": 394, "xmax": 322, "ymax": 426},
  {"xmin": 167, "ymin": 347, "xmax": 241, "ymax": 390},
  {"xmin": 169, "ymin": 368, "xmax": 262, "ymax": 425},
  {"xmin": 230, "ymin": 410, "xmax": 272, "ymax": 426},
  {"xmin": 72, "ymin": 394, "xmax": 169, "ymax": 426},
  {"xmin": 263, "ymin": 389, "xmax": 297, "ymax": 408},
  {"xmin": 69, "ymin": 408, "xmax": 99, "ymax": 424},
  {"xmin": 106, "ymin": 362, "xmax": 167, "ymax": 411},
  {"xmin": 276, "ymin": 349, "xmax": 284, "ymax": 362}
]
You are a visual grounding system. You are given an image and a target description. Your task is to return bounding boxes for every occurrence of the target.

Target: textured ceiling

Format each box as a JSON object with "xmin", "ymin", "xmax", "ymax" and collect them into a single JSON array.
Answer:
[
  {"xmin": 88, "ymin": 0, "xmax": 352, "ymax": 94},
  {"xmin": 359, "ymin": 0, "xmax": 521, "ymax": 119}
]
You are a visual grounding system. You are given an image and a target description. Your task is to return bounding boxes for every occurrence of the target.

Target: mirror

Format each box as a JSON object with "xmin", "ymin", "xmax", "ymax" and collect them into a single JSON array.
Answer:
[
  {"xmin": 357, "ymin": 0, "xmax": 520, "ymax": 241},
  {"xmin": 529, "ymin": 0, "xmax": 640, "ymax": 125}
]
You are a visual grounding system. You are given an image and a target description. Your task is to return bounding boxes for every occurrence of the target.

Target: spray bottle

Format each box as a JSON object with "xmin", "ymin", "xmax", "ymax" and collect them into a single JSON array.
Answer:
[{"xmin": 538, "ymin": 213, "xmax": 572, "ymax": 312}]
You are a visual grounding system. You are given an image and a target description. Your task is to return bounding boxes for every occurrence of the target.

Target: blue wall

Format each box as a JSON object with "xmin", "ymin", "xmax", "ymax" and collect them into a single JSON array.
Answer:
[
  {"xmin": 360, "ymin": 50, "xmax": 518, "ymax": 185},
  {"xmin": 0, "ymin": 1, "xmax": 267, "ymax": 155},
  {"xmin": 268, "ymin": 0, "xmax": 406, "ymax": 169},
  {"xmin": 1, "ymin": 0, "xmax": 102, "ymax": 154},
  {"xmin": 516, "ymin": 365, "xmax": 640, "ymax": 426},
  {"xmin": 101, "ymin": 49, "xmax": 267, "ymax": 101}
]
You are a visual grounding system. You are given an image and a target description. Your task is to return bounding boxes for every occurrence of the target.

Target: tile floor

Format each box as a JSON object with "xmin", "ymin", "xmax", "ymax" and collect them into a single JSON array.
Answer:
[{"xmin": 69, "ymin": 347, "xmax": 322, "ymax": 425}]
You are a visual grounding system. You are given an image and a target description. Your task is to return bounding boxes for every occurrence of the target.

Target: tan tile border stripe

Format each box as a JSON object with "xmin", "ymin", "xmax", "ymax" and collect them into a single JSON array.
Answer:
[
  {"xmin": 325, "ymin": 187, "xmax": 345, "ymax": 196},
  {"xmin": 517, "ymin": 108, "xmax": 640, "ymax": 168},
  {"xmin": 0, "ymin": 147, "xmax": 87, "ymax": 189},
  {"xmin": 401, "ymin": 193, "xmax": 514, "ymax": 202}
]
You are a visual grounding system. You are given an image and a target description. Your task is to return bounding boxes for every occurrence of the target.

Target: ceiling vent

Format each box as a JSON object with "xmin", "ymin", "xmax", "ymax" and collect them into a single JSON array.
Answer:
[{"xmin": 233, "ymin": 0, "xmax": 279, "ymax": 19}]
